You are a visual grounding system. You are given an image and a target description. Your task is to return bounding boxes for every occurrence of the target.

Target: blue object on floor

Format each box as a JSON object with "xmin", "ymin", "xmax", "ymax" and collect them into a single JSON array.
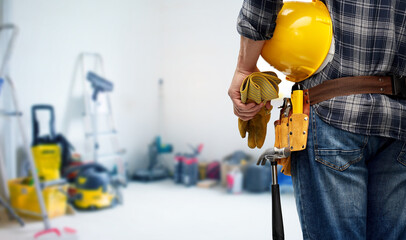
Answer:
[
  {"xmin": 277, "ymin": 166, "xmax": 294, "ymax": 194},
  {"xmin": 244, "ymin": 164, "xmax": 272, "ymax": 192}
]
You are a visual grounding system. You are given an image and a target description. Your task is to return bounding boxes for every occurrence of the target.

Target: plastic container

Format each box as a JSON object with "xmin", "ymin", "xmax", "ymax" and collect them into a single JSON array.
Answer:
[
  {"xmin": 8, "ymin": 177, "xmax": 68, "ymax": 219},
  {"xmin": 182, "ymin": 157, "xmax": 198, "ymax": 187}
]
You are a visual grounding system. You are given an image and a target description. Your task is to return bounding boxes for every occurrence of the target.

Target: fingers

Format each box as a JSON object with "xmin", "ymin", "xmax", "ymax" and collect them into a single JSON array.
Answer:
[
  {"xmin": 233, "ymin": 101, "xmax": 263, "ymax": 121},
  {"xmin": 229, "ymin": 83, "xmax": 263, "ymax": 120},
  {"xmin": 265, "ymin": 101, "xmax": 272, "ymax": 110},
  {"xmin": 229, "ymin": 68, "xmax": 265, "ymax": 120}
]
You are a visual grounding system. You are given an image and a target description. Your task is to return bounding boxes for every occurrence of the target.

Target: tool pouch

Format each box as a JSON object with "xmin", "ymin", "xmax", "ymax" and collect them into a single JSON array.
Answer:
[{"xmin": 275, "ymin": 89, "xmax": 310, "ymax": 176}]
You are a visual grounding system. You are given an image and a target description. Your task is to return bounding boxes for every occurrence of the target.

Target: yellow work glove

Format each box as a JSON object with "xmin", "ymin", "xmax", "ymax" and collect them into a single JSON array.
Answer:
[{"xmin": 238, "ymin": 72, "xmax": 281, "ymax": 149}]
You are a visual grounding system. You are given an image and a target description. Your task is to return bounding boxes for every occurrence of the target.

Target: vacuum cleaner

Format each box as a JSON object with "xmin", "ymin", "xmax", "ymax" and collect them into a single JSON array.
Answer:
[
  {"xmin": 132, "ymin": 136, "xmax": 173, "ymax": 181},
  {"xmin": 65, "ymin": 163, "xmax": 125, "ymax": 210}
]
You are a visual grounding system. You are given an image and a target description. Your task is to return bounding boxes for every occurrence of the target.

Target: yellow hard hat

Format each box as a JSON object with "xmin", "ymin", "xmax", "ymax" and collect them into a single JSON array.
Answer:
[{"xmin": 261, "ymin": 0, "xmax": 334, "ymax": 82}]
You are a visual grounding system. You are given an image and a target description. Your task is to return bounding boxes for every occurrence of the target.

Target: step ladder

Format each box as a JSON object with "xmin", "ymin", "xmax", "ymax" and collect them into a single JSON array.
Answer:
[
  {"xmin": 75, "ymin": 52, "xmax": 127, "ymax": 179},
  {"xmin": 0, "ymin": 24, "xmax": 78, "ymax": 239},
  {"xmin": 0, "ymin": 23, "xmax": 45, "ymax": 229},
  {"xmin": 0, "ymin": 76, "xmax": 24, "ymax": 227}
]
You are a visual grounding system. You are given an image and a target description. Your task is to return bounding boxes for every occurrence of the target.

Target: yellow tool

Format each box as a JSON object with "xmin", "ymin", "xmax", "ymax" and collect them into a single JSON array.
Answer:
[
  {"xmin": 291, "ymin": 84, "xmax": 304, "ymax": 114},
  {"xmin": 238, "ymin": 72, "xmax": 281, "ymax": 149},
  {"xmin": 261, "ymin": 0, "xmax": 334, "ymax": 82}
]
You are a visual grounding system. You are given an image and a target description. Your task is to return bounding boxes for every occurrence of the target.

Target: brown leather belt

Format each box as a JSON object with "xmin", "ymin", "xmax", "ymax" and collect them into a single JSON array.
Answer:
[{"xmin": 306, "ymin": 75, "xmax": 405, "ymax": 105}]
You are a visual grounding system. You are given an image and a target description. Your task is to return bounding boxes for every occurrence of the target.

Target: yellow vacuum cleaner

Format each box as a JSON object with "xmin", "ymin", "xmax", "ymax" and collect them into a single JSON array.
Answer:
[{"xmin": 65, "ymin": 163, "xmax": 125, "ymax": 210}]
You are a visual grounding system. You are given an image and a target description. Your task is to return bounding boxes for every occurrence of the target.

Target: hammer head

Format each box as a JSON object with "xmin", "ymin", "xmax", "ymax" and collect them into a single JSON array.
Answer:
[{"xmin": 257, "ymin": 147, "xmax": 291, "ymax": 166}]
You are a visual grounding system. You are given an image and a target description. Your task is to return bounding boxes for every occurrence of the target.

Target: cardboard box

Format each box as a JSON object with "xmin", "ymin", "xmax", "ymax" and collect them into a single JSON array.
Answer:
[{"xmin": 197, "ymin": 179, "xmax": 218, "ymax": 188}]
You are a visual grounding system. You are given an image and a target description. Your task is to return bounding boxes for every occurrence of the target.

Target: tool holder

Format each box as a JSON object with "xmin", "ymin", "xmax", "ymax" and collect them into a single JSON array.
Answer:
[{"xmin": 257, "ymin": 84, "xmax": 310, "ymax": 240}]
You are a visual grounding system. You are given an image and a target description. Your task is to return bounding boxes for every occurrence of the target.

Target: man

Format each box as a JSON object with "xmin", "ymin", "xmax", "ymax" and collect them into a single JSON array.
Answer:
[{"xmin": 229, "ymin": 0, "xmax": 406, "ymax": 239}]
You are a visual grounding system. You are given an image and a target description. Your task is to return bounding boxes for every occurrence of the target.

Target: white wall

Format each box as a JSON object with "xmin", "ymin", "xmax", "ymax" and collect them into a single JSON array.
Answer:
[
  {"xmin": 3, "ymin": 0, "xmax": 163, "ymax": 175},
  {"xmin": 159, "ymin": 0, "xmax": 292, "ymax": 161},
  {"xmin": 2, "ymin": 0, "xmax": 293, "ymax": 176}
]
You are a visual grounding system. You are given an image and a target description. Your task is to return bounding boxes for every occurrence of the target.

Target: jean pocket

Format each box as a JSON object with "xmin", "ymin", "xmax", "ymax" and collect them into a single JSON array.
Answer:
[
  {"xmin": 315, "ymin": 149, "xmax": 363, "ymax": 171},
  {"xmin": 397, "ymin": 143, "xmax": 406, "ymax": 167},
  {"xmin": 312, "ymin": 111, "xmax": 366, "ymax": 171}
]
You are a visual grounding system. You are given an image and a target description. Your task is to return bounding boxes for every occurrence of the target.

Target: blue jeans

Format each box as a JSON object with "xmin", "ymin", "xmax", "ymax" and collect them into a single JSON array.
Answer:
[{"xmin": 291, "ymin": 107, "xmax": 406, "ymax": 240}]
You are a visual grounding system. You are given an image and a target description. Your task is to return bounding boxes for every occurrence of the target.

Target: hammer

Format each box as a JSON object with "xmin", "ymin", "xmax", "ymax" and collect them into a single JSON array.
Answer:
[{"xmin": 257, "ymin": 147, "xmax": 291, "ymax": 240}]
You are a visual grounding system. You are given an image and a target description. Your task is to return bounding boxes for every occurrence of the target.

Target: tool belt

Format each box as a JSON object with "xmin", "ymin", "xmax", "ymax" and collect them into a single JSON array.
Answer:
[
  {"xmin": 276, "ymin": 75, "xmax": 406, "ymax": 175},
  {"xmin": 308, "ymin": 75, "xmax": 406, "ymax": 105}
]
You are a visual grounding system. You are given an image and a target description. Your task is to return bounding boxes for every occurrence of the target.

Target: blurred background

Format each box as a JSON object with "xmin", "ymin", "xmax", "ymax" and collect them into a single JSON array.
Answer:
[{"xmin": 0, "ymin": 0, "xmax": 301, "ymax": 239}]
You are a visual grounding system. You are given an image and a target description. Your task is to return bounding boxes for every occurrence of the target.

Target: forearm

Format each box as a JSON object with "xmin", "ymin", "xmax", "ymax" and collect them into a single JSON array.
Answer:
[
  {"xmin": 229, "ymin": 36, "xmax": 267, "ymax": 120},
  {"xmin": 236, "ymin": 36, "xmax": 265, "ymax": 73},
  {"xmin": 231, "ymin": 0, "xmax": 281, "ymax": 120}
]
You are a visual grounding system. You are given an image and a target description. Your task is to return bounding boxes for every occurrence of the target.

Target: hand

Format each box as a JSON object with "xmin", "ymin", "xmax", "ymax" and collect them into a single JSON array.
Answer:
[
  {"xmin": 229, "ymin": 36, "xmax": 268, "ymax": 121},
  {"xmin": 229, "ymin": 68, "xmax": 265, "ymax": 121}
]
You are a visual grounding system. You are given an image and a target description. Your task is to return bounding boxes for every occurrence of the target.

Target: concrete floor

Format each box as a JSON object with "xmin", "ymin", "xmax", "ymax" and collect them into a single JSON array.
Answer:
[{"xmin": 0, "ymin": 180, "xmax": 302, "ymax": 240}]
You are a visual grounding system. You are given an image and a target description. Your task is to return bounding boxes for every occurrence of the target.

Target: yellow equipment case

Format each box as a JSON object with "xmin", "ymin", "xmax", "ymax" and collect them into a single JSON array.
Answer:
[{"xmin": 31, "ymin": 105, "xmax": 61, "ymax": 181}]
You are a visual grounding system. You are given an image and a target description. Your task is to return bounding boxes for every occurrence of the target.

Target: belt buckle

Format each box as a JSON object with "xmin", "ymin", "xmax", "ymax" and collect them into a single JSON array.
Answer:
[{"xmin": 391, "ymin": 75, "xmax": 406, "ymax": 98}]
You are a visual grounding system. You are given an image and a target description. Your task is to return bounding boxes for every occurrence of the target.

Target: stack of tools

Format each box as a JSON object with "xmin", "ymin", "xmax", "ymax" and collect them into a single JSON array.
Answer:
[{"xmin": 173, "ymin": 144, "xmax": 203, "ymax": 187}]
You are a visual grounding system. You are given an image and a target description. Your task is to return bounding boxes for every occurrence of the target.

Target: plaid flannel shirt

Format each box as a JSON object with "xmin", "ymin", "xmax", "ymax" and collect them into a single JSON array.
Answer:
[{"xmin": 237, "ymin": 0, "xmax": 406, "ymax": 141}]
